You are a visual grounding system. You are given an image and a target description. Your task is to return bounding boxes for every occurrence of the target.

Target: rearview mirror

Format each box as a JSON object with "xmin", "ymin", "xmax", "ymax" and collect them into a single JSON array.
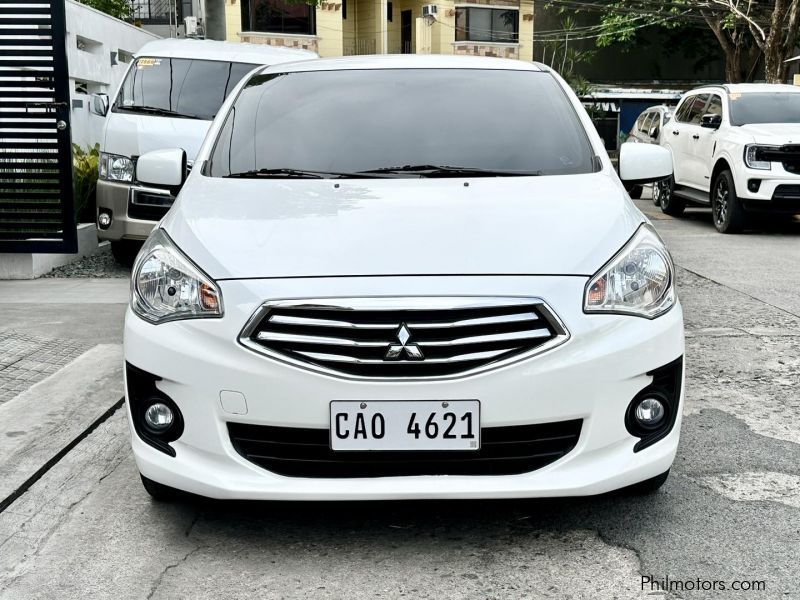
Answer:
[
  {"xmin": 90, "ymin": 93, "xmax": 109, "ymax": 117},
  {"xmin": 701, "ymin": 113, "xmax": 722, "ymax": 129},
  {"xmin": 136, "ymin": 148, "xmax": 187, "ymax": 189},
  {"xmin": 648, "ymin": 125, "xmax": 659, "ymax": 139},
  {"xmin": 619, "ymin": 142, "xmax": 672, "ymax": 186}
]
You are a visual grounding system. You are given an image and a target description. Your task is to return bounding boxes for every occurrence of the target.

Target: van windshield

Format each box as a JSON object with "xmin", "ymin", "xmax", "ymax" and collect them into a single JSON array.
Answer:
[
  {"xmin": 113, "ymin": 57, "xmax": 256, "ymax": 121},
  {"xmin": 207, "ymin": 68, "xmax": 597, "ymax": 178}
]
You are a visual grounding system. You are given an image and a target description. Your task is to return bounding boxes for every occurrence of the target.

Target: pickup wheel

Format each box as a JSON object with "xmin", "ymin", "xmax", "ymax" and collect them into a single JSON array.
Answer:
[
  {"xmin": 712, "ymin": 170, "xmax": 744, "ymax": 233},
  {"xmin": 657, "ymin": 176, "xmax": 685, "ymax": 216}
]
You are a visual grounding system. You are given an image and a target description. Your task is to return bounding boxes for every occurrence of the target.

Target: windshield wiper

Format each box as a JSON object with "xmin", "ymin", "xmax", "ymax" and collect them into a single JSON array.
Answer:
[
  {"xmin": 223, "ymin": 168, "xmax": 377, "ymax": 179},
  {"xmin": 116, "ymin": 105, "xmax": 201, "ymax": 119},
  {"xmin": 358, "ymin": 164, "xmax": 542, "ymax": 177}
]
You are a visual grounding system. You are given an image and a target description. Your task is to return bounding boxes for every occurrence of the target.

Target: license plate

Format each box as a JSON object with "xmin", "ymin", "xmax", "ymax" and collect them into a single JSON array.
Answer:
[{"xmin": 330, "ymin": 400, "xmax": 480, "ymax": 451}]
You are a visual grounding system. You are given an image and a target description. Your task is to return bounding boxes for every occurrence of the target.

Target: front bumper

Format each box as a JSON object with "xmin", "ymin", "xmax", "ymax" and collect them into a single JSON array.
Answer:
[
  {"xmin": 734, "ymin": 165, "xmax": 800, "ymax": 212},
  {"xmin": 123, "ymin": 275, "xmax": 685, "ymax": 500},
  {"xmin": 96, "ymin": 180, "xmax": 163, "ymax": 241}
]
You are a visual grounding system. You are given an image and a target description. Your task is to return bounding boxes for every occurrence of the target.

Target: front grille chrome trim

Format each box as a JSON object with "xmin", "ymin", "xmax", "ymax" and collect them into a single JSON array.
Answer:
[
  {"xmin": 238, "ymin": 296, "xmax": 570, "ymax": 381},
  {"xmin": 294, "ymin": 347, "xmax": 511, "ymax": 365}
]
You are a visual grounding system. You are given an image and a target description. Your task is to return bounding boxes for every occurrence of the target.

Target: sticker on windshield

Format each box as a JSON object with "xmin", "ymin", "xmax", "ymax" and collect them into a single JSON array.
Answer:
[
  {"xmin": 137, "ymin": 58, "xmax": 161, "ymax": 69},
  {"xmin": 729, "ymin": 93, "xmax": 741, "ymax": 101}
]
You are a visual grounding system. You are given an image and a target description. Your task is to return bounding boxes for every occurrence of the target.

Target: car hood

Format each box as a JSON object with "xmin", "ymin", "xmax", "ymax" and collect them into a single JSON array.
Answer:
[
  {"xmin": 738, "ymin": 123, "xmax": 800, "ymax": 144},
  {"xmin": 103, "ymin": 112, "xmax": 211, "ymax": 161},
  {"xmin": 162, "ymin": 172, "xmax": 644, "ymax": 280}
]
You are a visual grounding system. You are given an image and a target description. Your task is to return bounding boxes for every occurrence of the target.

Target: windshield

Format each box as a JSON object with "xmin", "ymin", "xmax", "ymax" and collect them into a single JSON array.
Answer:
[
  {"xmin": 207, "ymin": 68, "xmax": 596, "ymax": 178},
  {"xmin": 729, "ymin": 92, "xmax": 800, "ymax": 126},
  {"xmin": 113, "ymin": 57, "xmax": 257, "ymax": 121}
]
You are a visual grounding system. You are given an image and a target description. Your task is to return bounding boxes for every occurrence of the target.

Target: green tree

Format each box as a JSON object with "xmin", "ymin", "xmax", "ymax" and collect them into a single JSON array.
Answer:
[
  {"xmin": 584, "ymin": 0, "xmax": 800, "ymax": 83},
  {"xmin": 76, "ymin": 0, "xmax": 132, "ymax": 21}
]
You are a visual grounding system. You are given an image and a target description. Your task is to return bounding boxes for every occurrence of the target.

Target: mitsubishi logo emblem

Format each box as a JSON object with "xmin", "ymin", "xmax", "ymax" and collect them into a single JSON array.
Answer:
[{"xmin": 384, "ymin": 323, "xmax": 424, "ymax": 361}]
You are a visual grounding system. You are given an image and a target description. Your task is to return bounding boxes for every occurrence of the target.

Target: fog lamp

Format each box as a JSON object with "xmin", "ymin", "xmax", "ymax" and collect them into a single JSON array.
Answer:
[
  {"xmin": 144, "ymin": 401, "xmax": 174, "ymax": 431},
  {"xmin": 634, "ymin": 397, "xmax": 665, "ymax": 428},
  {"xmin": 98, "ymin": 211, "xmax": 112, "ymax": 229}
]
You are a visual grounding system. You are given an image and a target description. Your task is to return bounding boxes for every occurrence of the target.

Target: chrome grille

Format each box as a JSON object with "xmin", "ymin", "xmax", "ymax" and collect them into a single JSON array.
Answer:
[{"xmin": 240, "ymin": 297, "xmax": 569, "ymax": 378}]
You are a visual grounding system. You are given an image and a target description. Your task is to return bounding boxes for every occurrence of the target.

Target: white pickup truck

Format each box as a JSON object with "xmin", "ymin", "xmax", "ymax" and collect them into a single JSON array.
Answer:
[{"xmin": 656, "ymin": 84, "xmax": 800, "ymax": 233}]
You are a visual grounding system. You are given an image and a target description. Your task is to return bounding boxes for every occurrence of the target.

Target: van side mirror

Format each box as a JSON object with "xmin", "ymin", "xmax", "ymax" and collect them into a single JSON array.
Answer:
[
  {"xmin": 701, "ymin": 113, "xmax": 722, "ymax": 129},
  {"xmin": 619, "ymin": 142, "xmax": 673, "ymax": 186},
  {"xmin": 649, "ymin": 125, "xmax": 659, "ymax": 139},
  {"xmin": 90, "ymin": 93, "xmax": 109, "ymax": 117},
  {"xmin": 136, "ymin": 148, "xmax": 187, "ymax": 189}
]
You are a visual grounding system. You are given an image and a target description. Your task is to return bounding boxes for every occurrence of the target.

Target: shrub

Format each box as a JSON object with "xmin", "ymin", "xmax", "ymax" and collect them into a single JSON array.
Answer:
[{"xmin": 73, "ymin": 143, "xmax": 100, "ymax": 224}]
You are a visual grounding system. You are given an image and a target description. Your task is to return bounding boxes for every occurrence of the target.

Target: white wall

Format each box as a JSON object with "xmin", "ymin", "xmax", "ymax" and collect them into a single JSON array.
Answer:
[{"xmin": 65, "ymin": 0, "xmax": 160, "ymax": 149}]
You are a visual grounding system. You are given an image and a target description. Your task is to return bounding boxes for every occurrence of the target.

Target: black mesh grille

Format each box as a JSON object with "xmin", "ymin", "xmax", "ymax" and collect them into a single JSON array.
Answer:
[
  {"xmin": 128, "ymin": 189, "xmax": 173, "ymax": 221},
  {"xmin": 228, "ymin": 419, "xmax": 583, "ymax": 478},
  {"xmin": 243, "ymin": 300, "xmax": 564, "ymax": 378}
]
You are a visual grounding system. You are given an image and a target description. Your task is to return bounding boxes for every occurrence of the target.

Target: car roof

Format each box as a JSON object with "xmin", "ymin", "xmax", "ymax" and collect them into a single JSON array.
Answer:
[
  {"xmin": 134, "ymin": 38, "xmax": 317, "ymax": 65},
  {"xmin": 258, "ymin": 54, "xmax": 545, "ymax": 74},
  {"xmin": 687, "ymin": 83, "xmax": 800, "ymax": 96}
]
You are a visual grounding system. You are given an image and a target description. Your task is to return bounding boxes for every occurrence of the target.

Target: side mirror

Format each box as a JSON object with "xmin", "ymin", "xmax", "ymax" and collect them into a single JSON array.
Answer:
[
  {"xmin": 136, "ymin": 148, "xmax": 187, "ymax": 189},
  {"xmin": 649, "ymin": 125, "xmax": 659, "ymax": 139},
  {"xmin": 701, "ymin": 113, "xmax": 722, "ymax": 129},
  {"xmin": 619, "ymin": 142, "xmax": 672, "ymax": 186},
  {"xmin": 90, "ymin": 93, "xmax": 109, "ymax": 117}
]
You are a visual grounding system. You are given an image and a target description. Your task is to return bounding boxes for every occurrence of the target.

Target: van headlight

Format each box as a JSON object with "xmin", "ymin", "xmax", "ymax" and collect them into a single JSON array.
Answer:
[
  {"xmin": 584, "ymin": 224, "xmax": 675, "ymax": 319},
  {"xmin": 131, "ymin": 229, "xmax": 222, "ymax": 324},
  {"xmin": 99, "ymin": 152, "xmax": 134, "ymax": 182}
]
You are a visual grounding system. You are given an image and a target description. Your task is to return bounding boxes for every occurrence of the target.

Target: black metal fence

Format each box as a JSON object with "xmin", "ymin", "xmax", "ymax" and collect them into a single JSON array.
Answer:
[{"xmin": 0, "ymin": 0, "xmax": 76, "ymax": 253}]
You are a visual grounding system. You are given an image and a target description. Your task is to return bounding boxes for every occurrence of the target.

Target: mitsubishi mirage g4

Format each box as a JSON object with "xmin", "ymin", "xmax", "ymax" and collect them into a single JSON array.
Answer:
[{"xmin": 124, "ymin": 55, "xmax": 684, "ymax": 501}]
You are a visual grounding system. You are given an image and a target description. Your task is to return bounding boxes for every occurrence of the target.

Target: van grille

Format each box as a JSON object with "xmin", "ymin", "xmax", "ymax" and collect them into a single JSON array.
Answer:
[
  {"xmin": 240, "ymin": 297, "xmax": 568, "ymax": 378},
  {"xmin": 227, "ymin": 419, "xmax": 583, "ymax": 477}
]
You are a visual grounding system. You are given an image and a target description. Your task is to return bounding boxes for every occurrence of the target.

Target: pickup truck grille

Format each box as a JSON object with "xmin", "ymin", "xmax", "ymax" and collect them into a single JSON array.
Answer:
[{"xmin": 240, "ymin": 297, "xmax": 569, "ymax": 378}]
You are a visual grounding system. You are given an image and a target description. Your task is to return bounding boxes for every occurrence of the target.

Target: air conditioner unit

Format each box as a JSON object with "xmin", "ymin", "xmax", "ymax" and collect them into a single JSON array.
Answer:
[
  {"xmin": 184, "ymin": 16, "xmax": 198, "ymax": 36},
  {"xmin": 422, "ymin": 4, "xmax": 438, "ymax": 17}
]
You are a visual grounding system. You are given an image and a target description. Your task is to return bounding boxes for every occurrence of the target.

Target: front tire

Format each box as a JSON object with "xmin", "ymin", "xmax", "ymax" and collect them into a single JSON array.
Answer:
[
  {"xmin": 658, "ymin": 176, "xmax": 685, "ymax": 216},
  {"xmin": 624, "ymin": 469, "xmax": 670, "ymax": 495},
  {"xmin": 712, "ymin": 170, "xmax": 745, "ymax": 233},
  {"xmin": 110, "ymin": 240, "xmax": 140, "ymax": 267},
  {"xmin": 140, "ymin": 474, "xmax": 180, "ymax": 502}
]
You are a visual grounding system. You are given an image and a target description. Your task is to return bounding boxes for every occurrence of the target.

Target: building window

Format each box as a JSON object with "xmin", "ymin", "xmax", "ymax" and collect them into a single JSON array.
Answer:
[
  {"xmin": 455, "ymin": 7, "xmax": 519, "ymax": 43},
  {"xmin": 242, "ymin": 0, "xmax": 316, "ymax": 35},
  {"xmin": 342, "ymin": 0, "xmax": 347, "ymax": 19},
  {"xmin": 387, "ymin": 1, "xmax": 393, "ymax": 21},
  {"xmin": 132, "ymin": 0, "xmax": 181, "ymax": 25}
]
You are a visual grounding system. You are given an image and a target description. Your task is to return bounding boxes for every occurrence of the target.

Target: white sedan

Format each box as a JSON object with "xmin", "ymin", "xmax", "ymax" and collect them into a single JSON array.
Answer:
[{"xmin": 123, "ymin": 55, "xmax": 684, "ymax": 501}]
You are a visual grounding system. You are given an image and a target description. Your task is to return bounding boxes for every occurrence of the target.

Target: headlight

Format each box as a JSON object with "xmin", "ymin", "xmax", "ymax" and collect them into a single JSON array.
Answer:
[
  {"xmin": 131, "ymin": 228, "xmax": 222, "ymax": 324},
  {"xmin": 99, "ymin": 152, "xmax": 134, "ymax": 182},
  {"xmin": 584, "ymin": 224, "xmax": 674, "ymax": 319},
  {"xmin": 744, "ymin": 144, "xmax": 779, "ymax": 170}
]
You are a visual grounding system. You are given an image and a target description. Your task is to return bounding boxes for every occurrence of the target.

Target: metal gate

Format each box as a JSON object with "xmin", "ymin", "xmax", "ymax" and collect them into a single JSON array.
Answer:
[{"xmin": 0, "ymin": 0, "xmax": 76, "ymax": 253}]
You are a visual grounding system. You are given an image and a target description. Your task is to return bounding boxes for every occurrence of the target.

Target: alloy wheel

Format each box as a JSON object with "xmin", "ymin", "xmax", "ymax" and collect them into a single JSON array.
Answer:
[{"xmin": 714, "ymin": 178, "xmax": 729, "ymax": 227}]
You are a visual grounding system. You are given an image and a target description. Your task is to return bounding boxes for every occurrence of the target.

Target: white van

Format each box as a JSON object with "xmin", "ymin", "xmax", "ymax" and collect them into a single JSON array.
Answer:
[{"xmin": 90, "ymin": 38, "xmax": 316, "ymax": 264}]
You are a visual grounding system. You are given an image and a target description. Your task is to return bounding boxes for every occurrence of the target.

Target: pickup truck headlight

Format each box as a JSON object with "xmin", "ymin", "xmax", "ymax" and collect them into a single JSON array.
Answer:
[
  {"xmin": 744, "ymin": 144, "xmax": 779, "ymax": 170},
  {"xmin": 131, "ymin": 229, "xmax": 222, "ymax": 324},
  {"xmin": 99, "ymin": 152, "xmax": 134, "ymax": 182},
  {"xmin": 584, "ymin": 224, "xmax": 675, "ymax": 319}
]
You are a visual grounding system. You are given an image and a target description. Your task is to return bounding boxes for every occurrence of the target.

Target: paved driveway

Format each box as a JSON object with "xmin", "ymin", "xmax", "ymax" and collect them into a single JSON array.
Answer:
[{"xmin": 0, "ymin": 195, "xmax": 798, "ymax": 599}]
